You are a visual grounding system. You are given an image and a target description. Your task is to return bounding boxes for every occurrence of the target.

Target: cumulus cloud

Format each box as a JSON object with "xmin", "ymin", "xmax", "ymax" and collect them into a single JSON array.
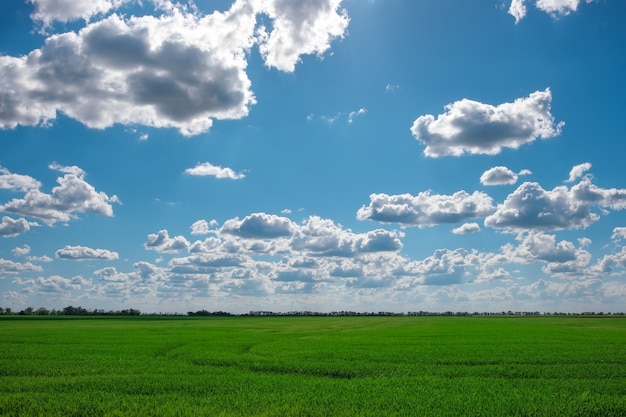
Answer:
[
  {"xmin": 611, "ymin": 227, "xmax": 626, "ymax": 243},
  {"xmin": 0, "ymin": 167, "xmax": 41, "ymax": 192},
  {"xmin": 0, "ymin": 258, "xmax": 43, "ymax": 275},
  {"xmin": 0, "ymin": 164, "xmax": 119, "ymax": 225},
  {"xmin": 28, "ymin": 0, "xmax": 131, "ymax": 26},
  {"xmin": 452, "ymin": 223, "xmax": 481, "ymax": 234},
  {"xmin": 55, "ymin": 245, "xmax": 119, "ymax": 261},
  {"xmin": 357, "ymin": 191, "xmax": 494, "ymax": 227},
  {"xmin": 222, "ymin": 213, "xmax": 295, "ymax": 239},
  {"xmin": 509, "ymin": 0, "xmax": 527, "ymax": 23},
  {"xmin": 480, "ymin": 166, "xmax": 531, "ymax": 186},
  {"xmin": 11, "ymin": 245, "xmax": 31, "ymax": 257},
  {"xmin": 1, "ymin": 0, "xmax": 349, "ymax": 136},
  {"xmin": 144, "ymin": 230, "xmax": 190, "ymax": 253},
  {"xmin": 190, "ymin": 219, "xmax": 217, "ymax": 235},
  {"xmin": 485, "ymin": 174, "xmax": 626, "ymax": 231},
  {"xmin": 401, "ymin": 248, "xmax": 480, "ymax": 285},
  {"xmin": 566, "ymin": 162, "xmax": 591, "ymax": 183},
  {"xmin": 185, "ymin": 162, "xmax": 245, "ymax": 179},
  {"xmin": 255, "ymin": 0, "xmax": 350, "ymax": 72},
  {"xmin": 410, "ymin": 89, "xmax": 563, "ymax": 157},
  {"xmin": 291, "ymin": 216, "xmax": 403, "ymax": 257},
  {"xmin": 0, "ymin": 217, "xmax": 32, "ymax": 238}
]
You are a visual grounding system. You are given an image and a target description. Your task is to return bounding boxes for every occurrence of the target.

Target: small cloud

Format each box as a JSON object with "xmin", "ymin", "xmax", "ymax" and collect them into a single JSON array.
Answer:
[
  {"xmin": 12, "ymin": 245, "xmax": 31, "ymax": 257},
  {"xmin": 348, "ymin": 108, "xmax": 367, "ymax": 123},
  {"xmin": 190, "ymin": 219, "xmax": 218, "ymax": 235},
  {"xmin": 139, "ymin": 133, "xmax": 149, "ymax": 141},
  {"xmin": 452, "ymin": 223, "xmax": 481, "ymax": 234},
  {"xmin": 480, "ymin": 166, "xmax": 519, "ymax": 186},
  {"xmin": 385, "ymin": 84, "xmax": 400, "ymax": 93},
  {"xmin": 566, "ymin": 162, "xmax": 591, "ymax": 183},
  {"xmin": 185, "ymin": 162, "xmax": 246, "ymax": 180},
  {"xmin": 281, "ymin": 208, "xmax": 292, "ymax": 214},
  {"xmin": 0, "ymin": 217, "xmax": 32, "ymax": 238},
  {"xmin": 509, "ymin": 0, "xmax": 527, "ymax": 24},
  {"xmin": 55, "ymin": 245, "xmax": 119, "ymax": 261}
]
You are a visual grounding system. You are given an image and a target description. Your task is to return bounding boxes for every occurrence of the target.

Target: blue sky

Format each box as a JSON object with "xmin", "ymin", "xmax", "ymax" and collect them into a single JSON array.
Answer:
[{"xmin": 1, "ymin": 0, "xmax": 626, "ymax": 314}]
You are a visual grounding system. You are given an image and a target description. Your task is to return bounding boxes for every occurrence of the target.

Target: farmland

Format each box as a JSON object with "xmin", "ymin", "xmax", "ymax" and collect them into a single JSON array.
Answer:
[{"xmin": 1, "ymin": 316, "xmax": 625, "ymax": 416}]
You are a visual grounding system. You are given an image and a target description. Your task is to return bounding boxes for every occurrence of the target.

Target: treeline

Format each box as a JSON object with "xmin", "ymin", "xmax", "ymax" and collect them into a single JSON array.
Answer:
[
  {"xmin": 1, "ymin": 306, "xmax": 624, "ymax": 317},
  {"xmin": 0, "ymin": 306, "xmax": 141, "ymax": 316}
]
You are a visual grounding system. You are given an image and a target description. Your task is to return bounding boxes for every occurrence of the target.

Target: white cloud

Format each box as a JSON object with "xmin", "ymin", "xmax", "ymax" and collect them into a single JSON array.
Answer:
[
  {"xmin": 357, "ymin": 191, "xmax": 494, "ymax": 227},
  {"xmin": 611, "ymin": 227, "xmax": 626, "ymax": 243},
  {"xmin": 0, "ymin": 164, "xmax": 119, "ymax": 225},
  {"xmin": 452, "ymin": 223, "xmax": 481, "ymax": 234},
  {"xmin": 190, "ymin": 219, "xmax": 218, "ymax": 235},
  {"xmin": 348, "ymin": 108, "xmax": 366, "ymax": 123},
  {"xmin": 410, "ymin": 89, "xmax": 563, "ymax": 157},
  {"xmin": 509, "ymin": 0, "xmax": 527, "ymax": 23},
  {"xmin": 510, "ymin": 0, "xmax": 594, "ymax": 23},
  {"xmin": 222, "ymin": 213, "xmax": 295, "ymax": 239},
  {"xmin": 566, "ymin": 162, "xmax": 591, "ymax": 183},
  {"xmin": 400, "ymin": 248, "xmax": 480, "ymax": 285},
  {"xmin": 185, "ymin": 162, "xmax": 245, "ymax": 179},
  {"xmin": 55, "ymin": 245, "xmax": 119, "ymax": 261},
  {"xmin": 255, "ymin": 0, "xmax": 350, "ymax": 72},
  {"xmin": 144, "ymin": 230, "xmax": 190, "ymax": 253},
  {"xmin": 1, "ymin": 0, "xmax": 349, "ymax": 136},
  {"xmin": 12, "ymin": 245, "xmax": 31, "ymax": 257},
  {"xmin": 28, "ymin": 0, "xmax": 131, "ymax": 26},
  {"xmin": 0, "ymin": 167, "xmax": 41, "ymax": 192},
  {"xmin": 0, "ymin": 217, "xmax": 32, "ymax": 238},
  {"xmin": 291, "ymin": 216, "xmax": 403, "ymax": 257},
  {"xmin": 535, "ymin": 0, "xmax": 593, "ymax": 17},
  {"xmin": 0, "ymin": 258, "xmax": 43, "ymax": 275},
  {"xmin": 480, "ymin": 166, "xmax": 519, "ymax": 185},
  {"xmin": 485, "ymin": 174, "xmax": 626, "ymax": 231}
]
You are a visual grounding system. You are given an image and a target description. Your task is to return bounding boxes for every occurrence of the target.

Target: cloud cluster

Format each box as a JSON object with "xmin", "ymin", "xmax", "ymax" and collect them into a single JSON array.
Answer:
[
  {"xmin": 485, "ymin": 177, "xmax": 626, "ymax": 231},
  {"xmin": 509, "ymin": 0, "xmax": 594, "ymax": 23},
  {"xmin": 0, "ymin": 164, "xmax": 119, "ymax": 226},
  {"xmin": 357, "ymin": 191, "xmax": 494, "ymax": 227},
  {"xmin": 1, "ymin": 0, "xmax": 349, "ymax": 136},
  {"xmin": 410, "ymin": 89, "xmax": 563, "ymax": 157}
]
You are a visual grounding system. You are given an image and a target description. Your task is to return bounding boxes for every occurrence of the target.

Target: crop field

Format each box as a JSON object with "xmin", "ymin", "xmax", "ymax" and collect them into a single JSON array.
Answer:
[{"xmin": 1, "ymin": 316, "xmax": 625, "ymax": 416}]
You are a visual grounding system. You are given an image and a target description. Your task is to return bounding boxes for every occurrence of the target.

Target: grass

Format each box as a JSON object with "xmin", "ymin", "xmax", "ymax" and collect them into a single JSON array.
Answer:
[{"xmin": 1, "ymin": 316, "xmax": 625, "ymax": 416}]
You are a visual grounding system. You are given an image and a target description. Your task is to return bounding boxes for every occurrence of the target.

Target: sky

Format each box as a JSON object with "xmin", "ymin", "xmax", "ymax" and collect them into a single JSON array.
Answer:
[{"xmin": 1, "ymin": 0, "xmax": 626, "ymax": 314}]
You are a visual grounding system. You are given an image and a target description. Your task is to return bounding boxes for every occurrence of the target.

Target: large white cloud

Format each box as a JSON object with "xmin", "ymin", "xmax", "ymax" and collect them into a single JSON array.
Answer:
[
  {"xmin": 485, "ymin": 174, "xmax": 626, "ymax": 232},
  {"xmin": 1, "ymin": 0, "xmax": 349, "ymax": 136},
  {"xmin": 357, "ymin": 191, "xmax": 494, "ymax": 227},
  {"xmin": 410, "ymin": 89, "xmax": 563, "ymax": 157},
  {"xmin": 0, "ymin": 164, "xmax": 119, "ymax": 225},
  {"xmin": 55, "ymin": 245, "xmax": 119, "ymax": 261}
]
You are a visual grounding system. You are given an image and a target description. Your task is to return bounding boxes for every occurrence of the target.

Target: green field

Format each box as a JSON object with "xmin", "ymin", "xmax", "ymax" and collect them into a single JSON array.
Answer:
[{"xmin": 1, "ymin": 316, "xmax": 625, "ymax": 416}]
